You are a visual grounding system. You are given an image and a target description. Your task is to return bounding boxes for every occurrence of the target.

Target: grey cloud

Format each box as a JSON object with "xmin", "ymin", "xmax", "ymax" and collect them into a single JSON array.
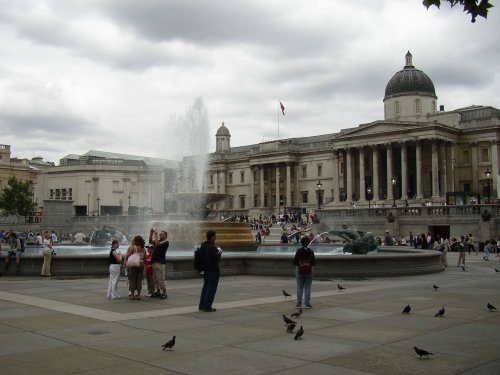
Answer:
[{"xmin": 0, "ymin": 112, "xmax": 92, "ymax": 137}]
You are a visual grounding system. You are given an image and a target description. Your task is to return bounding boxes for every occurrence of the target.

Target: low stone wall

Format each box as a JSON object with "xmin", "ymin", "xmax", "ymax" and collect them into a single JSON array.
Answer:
[{"xmin": 0, "ymin": 247, "xmax": 444, "ymax": 278}]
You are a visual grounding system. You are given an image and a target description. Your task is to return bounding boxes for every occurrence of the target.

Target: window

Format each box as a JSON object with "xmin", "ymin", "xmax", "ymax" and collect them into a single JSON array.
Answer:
[
  {"xmin": 395, "ymin": 101, "xmax": 400, "ymax": 116},
  {"xmin": 317, "ymin": 165, "xmax": 322, "ymax": 177},
  {"xmin": 302, "ymin": 166, "xmax": 307, "ymax": 178},
  {"xmin": 264, "ymin": 194, "xmax": 268, "ymax": 207},
  {"xmin": 228, "ymin": 196, "xmax": 234, "ymax": 209},
  {"xmin": 481, "ymin": 148, "xmax": 489, "ymax": 162},
  {"xmin": 240, "ymin": 171, "xmax": 245, "ymax": 183},
  {"xmin": 68, "ymin": 188, "xmax": 72, "ymax": 200},
  {"xmin": 463, "ymin": 183, "xmax": 471, "ymax": 192},
  {"xmin": 415, "ymin": 99, "xmax": 421, "ymax": 114},
  {"xmin": 254, "ymin": 194, "xmax": 258, "ymax": 207},
  {"xmin": 55, "ymin": 189, "xmax": 60, "ymax": 199},
  {"xmin": 239, "ymin": 195, "xmax": 246, "ymax": 209},
  {"xmin": 50, "ymin": 189, "xmax": 54, "ymax": 199},
  {"xmin": 228, "ymin": 172, "xmax": 233, "ymax": 184},
  {"xmin": 61, "ymin": 188, "xmax": 67, "ymax": 200},
  {"xmin": 302, "ymin": 191, "xmax": 308, "ymax": 204},
  {"xmin": 210, "ymin": 174, "xmax": 214, "ymax": 185}
]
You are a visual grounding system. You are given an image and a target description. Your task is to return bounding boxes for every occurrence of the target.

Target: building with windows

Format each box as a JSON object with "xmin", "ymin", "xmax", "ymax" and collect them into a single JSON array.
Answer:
[{"xmin": 204, "ymin": 52, "xmax": 499, "ymax": 218}]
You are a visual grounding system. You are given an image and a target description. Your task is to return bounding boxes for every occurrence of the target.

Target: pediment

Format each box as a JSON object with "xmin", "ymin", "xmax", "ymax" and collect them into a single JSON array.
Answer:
[{"xmin": 334, "ymin": 121, "xmax": 431, "ymax": 140}]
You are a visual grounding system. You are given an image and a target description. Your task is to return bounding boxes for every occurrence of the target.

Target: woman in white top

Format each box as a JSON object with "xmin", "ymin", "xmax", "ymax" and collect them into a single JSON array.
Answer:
[{"xmin": 41, "ymin": 233, "xmax": 53, "ymax": 277}]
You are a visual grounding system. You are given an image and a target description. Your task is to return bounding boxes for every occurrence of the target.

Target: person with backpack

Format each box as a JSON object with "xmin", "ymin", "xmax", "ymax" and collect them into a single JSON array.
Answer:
[
  {"xmin": 198, "ymin": 230, "xmax": 222, "ymax": 312},
  {"xmin": 293, "ymin": 236, "xmax": 316, "ymax": 309}
]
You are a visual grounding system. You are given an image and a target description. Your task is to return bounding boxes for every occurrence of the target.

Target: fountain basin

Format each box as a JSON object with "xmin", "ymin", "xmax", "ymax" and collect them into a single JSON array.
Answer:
[{"xmin": 0, "ymin": 247, "xmax": 444, "ymax": 278}]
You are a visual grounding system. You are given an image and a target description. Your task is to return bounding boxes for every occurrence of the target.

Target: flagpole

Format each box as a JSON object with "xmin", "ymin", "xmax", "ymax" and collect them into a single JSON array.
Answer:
[{"xmin": 277, "ymin": 101, "xmax": 280, "ymax": 140}]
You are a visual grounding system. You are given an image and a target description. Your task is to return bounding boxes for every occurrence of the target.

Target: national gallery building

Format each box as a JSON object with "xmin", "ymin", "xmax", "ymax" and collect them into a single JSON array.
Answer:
[{"xmin": 205, "ymin": 52, "xmax": 499, "ymax": 218}]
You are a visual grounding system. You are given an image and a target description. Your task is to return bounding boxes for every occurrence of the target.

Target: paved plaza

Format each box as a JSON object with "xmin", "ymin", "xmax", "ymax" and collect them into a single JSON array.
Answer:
[{"xmin": 1, "ymin": 252, "xmax": 500, "ymax": 375}]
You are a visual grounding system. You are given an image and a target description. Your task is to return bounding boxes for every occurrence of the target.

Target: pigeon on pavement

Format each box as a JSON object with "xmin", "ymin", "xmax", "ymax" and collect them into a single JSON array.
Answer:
[
  {"xmin": 294, "ymin": 325, "xmax": 304, "ymax": 340},
  {"xmin": 282, "ymin": 289, "xmax": 292, "ymax": 298},
  {"xmin": 283, "ymin": 315, "xmax": 297, "ymax": 325},
  {"xmin": 402, "ymin": 305, "xmax": 411, "ymax": 314},
  {"xmin": 487, "ymin": 302, "xmax": 497, "ymax": 311},
  {"xmin": 413, "ymin": 346, "xmax": 433, "ymax": 359},
  {"xmin": 338, "ymin": 284, "xmax": 346, "ymax": 291},
  {"xmin": 434, "ymin": 307, "xmax": 445, "ymax": 317},
  {"xmin": 162, "ymin": 336, "xmax": 176, "ymax": 351},
  {"xmin": 286, "ymin": 322, "xmax": 296, "ymax": 333},
  {"xmin": 291, "ymin": 308, "xmax": 303, "ymax": 318},
  {"xmin": 433, "ymin": 284, "xmax": 439, "ymax": 290}
]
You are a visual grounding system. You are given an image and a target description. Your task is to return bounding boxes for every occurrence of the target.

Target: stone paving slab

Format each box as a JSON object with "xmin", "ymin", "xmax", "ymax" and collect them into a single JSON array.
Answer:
[{"xmin": 0, "ymin": 252, "xmax": 499, "ymax": 374}]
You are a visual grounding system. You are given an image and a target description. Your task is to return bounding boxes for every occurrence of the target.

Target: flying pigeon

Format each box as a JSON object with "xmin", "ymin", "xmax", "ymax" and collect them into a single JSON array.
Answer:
[
  {"xmin": 162, "ymin": 336, "xmax": 176, "ymax": 351},
  {"xmin": 413, "ymin": 346, "xmax": 433, "ymax": 359},
  {"xmin": 434, "ymin": 307, "xmax": 445, "ymax": 317},
  {"xmin": 402, "ymin": 305, "xmax": 411, "ymax": 314},
  {"xmin": 294, "ymin": 325, "xmax": 304, "ymax": 340}
]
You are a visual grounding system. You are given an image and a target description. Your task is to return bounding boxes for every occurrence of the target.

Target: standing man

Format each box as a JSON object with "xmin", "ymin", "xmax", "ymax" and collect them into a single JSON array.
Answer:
[
  {"xmin": 198, "ymin": 230, "xmax": 222, "ymax": 312},
  {"xmin": 148, "ymin": 228, "xmax": 169, "ymax": 299}
]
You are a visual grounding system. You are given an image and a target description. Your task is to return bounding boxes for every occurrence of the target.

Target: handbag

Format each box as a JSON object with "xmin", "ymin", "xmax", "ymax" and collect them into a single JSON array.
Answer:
[{"xmin": 126, "ymin": 252, "xmax": 140, "ymax": 267}]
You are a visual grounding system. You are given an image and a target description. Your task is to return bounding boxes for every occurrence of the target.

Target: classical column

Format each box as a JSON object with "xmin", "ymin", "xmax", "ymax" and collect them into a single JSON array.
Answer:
[
  {"xmin": 471, "ymin": 142, "xmax": 478, "ymax": 193},
  {"xmin": 359, "ymin": 147, "xmax": 365, "ymax": 201},
  {"xmin": 439, "ymin": 142, "xmax": 447, "ymax": 196},
  {"xmin": 250, "ymin": 167, "xmax": 256, "ymax": 208},
  {"xmin": 401, "ymin": 142, "xmax": 408, "ymax": 200},
  {"xmin": 213, "ymin": 170, "xmax": 218, "ymax": 194},
  {"xmin": 275, "ymin": 164, "xmax": 280, "ymax": 210},
  {"xmin": 346, "ymin": 148, "xmax": 352, "ymax": 202},
  {"xmin": 372, "ymin": 146, "xmax": 379, "ymax": 200},
  {"xmin": 416, "ymin": 141, "xmax": 423, "ymax": 199},
  {"xmin": 492, "ymin": 141, "xmax": 499, "ymax": 198},
  {"xmin": 286, "ymin": 163, "xmax": 292, "ymax": 207},
  {"xmin": 431, "ymin": 141, "xmax": 439, "ymax": 198},
  {"xmin": 259, "ymin": 165, "xmax": 265, "ymax": 207},
  {"xmin": 451, "ymin": 144, "xmax": 457, "ymax": 193},
  {"xmin": 220, "ymin": 168, "xmax": 226, "ymax": 209},
  {"xmin": 386, "ymin": 144, "xmax": 394, "ymax": 200},
  {"xmin": 332, "ymin": 149, "xmax": 339, "ymax": 202}
]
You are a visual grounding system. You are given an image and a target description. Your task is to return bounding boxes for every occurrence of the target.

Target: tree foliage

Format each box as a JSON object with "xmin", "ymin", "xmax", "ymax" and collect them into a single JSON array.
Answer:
[
  {"xmin": 0, "ymin": 176, "xmax": 37, "ymax": 217},
  {"xmin": 423, "ymin": 0, "xmax": 494, "ymax": 22}
]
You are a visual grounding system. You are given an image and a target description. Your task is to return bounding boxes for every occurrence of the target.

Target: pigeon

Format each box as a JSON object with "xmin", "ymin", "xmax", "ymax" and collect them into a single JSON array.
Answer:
[
  {"xmin": 433, "ymin": 284, "xmax": 439, "ymax": 290},
  {"xmin": 413, "ymin": 346, "xmax": 433, "ymax": 359},
  {"xmin": 286, "ymin": 322, "xmax": 296, "ymax": 333},
  {"xmin": 291, "ymin": 308, "xmax": 303, "ymax": 318},
  {"xmin": 495, "ymin": 268, "xmax": 499, "ymax": 273},
  {"xmin": 337, "ymin": 284, "xmax": 346, "ymax": 291},
  {"xmin": 282, "ymin": 289, "xmax": 292, "ymax": 298},
  {"xmin": 487, "ymin": 302, "xmax": 497, "ymax": 311},
  {"xmin": 434, "ymin": 307, "xmax": 445, "ymax": 317},
  {"xmin": 283, "ymin": 315, "xmax": 297, "ymax": 325},
  {"xmin": 162, "ymin": 336, "xmax": 176, "ymax": 351},
  {"xmin": 402, "ymin": 305, "xmax": 411, "ymax": 314},
  {"xmin": 461, "ymin": 265, "xmax": 467, "ymax": 271},
  {"xmin": 294, "ymin": 325, "xmax": 304, "ymax": 340}
]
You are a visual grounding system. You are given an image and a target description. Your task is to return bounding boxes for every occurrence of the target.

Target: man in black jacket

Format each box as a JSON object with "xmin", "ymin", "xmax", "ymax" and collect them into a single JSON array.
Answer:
[
  {"xmin": 198, "ymin": 230, "xmax": 222, "ymax": 312},
  {"xmin": 149, "ymin": 228, "xmax": 169, "ymax": 299}
]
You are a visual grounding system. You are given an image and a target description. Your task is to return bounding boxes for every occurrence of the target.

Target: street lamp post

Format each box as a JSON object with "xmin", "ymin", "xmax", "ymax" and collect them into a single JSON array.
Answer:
[
  {"xmin": 367, "ymin": 186, "xmax": 372, "ymax": 208},
  {"xmin": 97, "ymin": 196, "xmax": 101, "ymax": 216},
  {"xmin": 485, "ymin": 170, "xmax": 491, "ymax": 203},
  {"xmin": 87, "ymin": 193, "xmax": 90, "ymax": 216},
  {"xmin": 316, "ymin": 180, "xmax": 323, "ymax": 209},
  {"xmin": 391, "ymin": 176, "xmax": 397, "ymax": 208}
]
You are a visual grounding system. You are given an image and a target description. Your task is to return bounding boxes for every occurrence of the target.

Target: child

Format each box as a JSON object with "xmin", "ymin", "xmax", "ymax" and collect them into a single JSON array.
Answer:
[{"xmin": 144, "ymin": 245, "xmax": 154, "ymax": 297}]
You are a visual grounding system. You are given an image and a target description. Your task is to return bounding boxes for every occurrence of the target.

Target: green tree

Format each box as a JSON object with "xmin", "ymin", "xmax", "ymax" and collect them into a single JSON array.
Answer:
[
  {"xmin": 423, "ymin": 0, "xmax": 494, "ymax": 23},
  {"xmin": 0, "ymin": 176, "xmax": 37, "ymax": 219}
]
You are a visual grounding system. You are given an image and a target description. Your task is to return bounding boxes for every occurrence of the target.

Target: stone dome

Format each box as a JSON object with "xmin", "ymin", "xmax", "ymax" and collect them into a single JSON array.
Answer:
[
  {"xmin": 216, "ymin": 122, "xmax": 230, "ymax": 137},
  {"xmin": 384, "ymin": 52, "xmax": 436, "ymax": 101}
]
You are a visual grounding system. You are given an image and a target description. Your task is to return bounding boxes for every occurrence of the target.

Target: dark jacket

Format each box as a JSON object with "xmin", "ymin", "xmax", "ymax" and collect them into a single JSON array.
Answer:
[
  {"xmin": 151, "ymin": 240, "xmax": 169, "ymax": 264},
  {"xmin": 200, "ymin": 240, "xmax": 221, "ymax": 273},
  {"xmin": 293, "ymin": 247, "xmax": 316, "ymax": 268}
]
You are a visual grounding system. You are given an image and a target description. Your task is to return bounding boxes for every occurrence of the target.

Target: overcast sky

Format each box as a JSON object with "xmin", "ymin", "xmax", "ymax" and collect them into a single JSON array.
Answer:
[{"xmin": 1, "ymin": 0, "xmax": 499, "ymax": 164}]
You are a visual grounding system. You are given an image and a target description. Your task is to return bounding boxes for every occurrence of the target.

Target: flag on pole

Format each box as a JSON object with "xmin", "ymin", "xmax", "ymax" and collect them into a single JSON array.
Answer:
[{"xmin": 280, "ymin": 101, "xmax": 285, "ymax": 116}]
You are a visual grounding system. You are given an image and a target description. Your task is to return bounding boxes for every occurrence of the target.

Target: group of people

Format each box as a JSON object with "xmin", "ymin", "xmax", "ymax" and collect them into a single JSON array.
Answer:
[{"xmin": 0, "ymin": 230, "xmax": 56, "ymax": 275}]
